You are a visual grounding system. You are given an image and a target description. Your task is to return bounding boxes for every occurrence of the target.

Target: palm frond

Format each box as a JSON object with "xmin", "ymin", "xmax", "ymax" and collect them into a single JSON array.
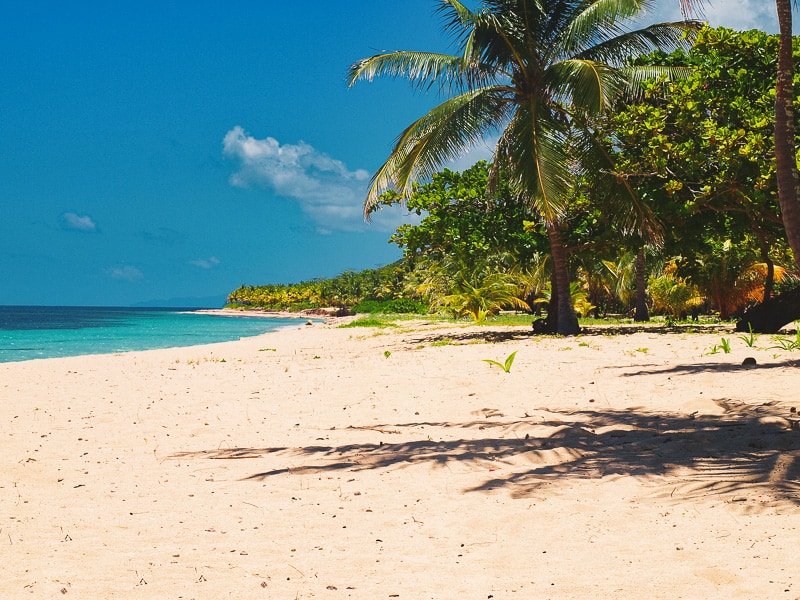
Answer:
[
  {"xmin": 496, "ymin": 104, "xmax": 572, "ymax": 222},
  {"xmin": 679, "ymin": 0, "xmax": 706, "ymax": 19},
  {"xmin": 436, "ymin": 1, "xmax": 506, "ymax": 88},
  {"xmin": 577, "ymin": 22, "xmax": 699, "ymax": 66},
  {"xmin": 364, "ymin": 86, "xmax": 513, "ymax": 215},
  {"xmin": 601, "ymin": 251, "xmax": 638, "ymax": 305},
  {"xmin": 437, "ymin": 0, "xmax": 479, "ymax": 36},
  {"xmin": 466, "ymin": 8, "xmax": 528, "ymax": 75},
  {"xmin": 547, "ymin": 58, "xmax": 623, "ymax": 114},
  {"xmin": 514, "ymin": 252, "xmax": 551, "ymax": 298},
  {"xmin": 347, "ymin": 51, "xmax": 467, "ymax": 92},
  {"xmin": 561, "ymin": 0, "xmax": 653, "ymax": 55}
]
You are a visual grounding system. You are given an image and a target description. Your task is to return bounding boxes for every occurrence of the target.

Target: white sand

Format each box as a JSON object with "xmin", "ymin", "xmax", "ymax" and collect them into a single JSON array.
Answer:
[{"xmin": 3, "ymin": 320, "xmax": 800, "ymax": 598}]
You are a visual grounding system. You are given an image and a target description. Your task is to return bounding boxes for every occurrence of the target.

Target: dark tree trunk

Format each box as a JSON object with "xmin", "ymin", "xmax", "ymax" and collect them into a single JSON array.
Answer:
[
  {"xmin": 762, "ymin": 247, "xmax": 775, "ymax": 304},
  {"xmin": 533, "ymin": 270, "xmax": 558, "ymax": 333},
  {"xmin": 634, "ymin": 247, "xmax": 650, "ymax": 322},
  {"xmin": 774, "ymin": 0, "xmax": 800, "ymax": 269},
  {"xmin": 546, "ymin": 221, "xmax": 580, "ymax": 335},
  {"xmin": 737, "ymin": 285, "xmax": 800, "ymax": 333},
  {"xmin": 548, "ymin": 268, "xmax": 559, "ymax": 329}
]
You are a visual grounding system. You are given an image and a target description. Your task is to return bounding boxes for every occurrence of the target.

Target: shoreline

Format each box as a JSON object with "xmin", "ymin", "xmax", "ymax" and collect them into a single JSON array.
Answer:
[
  {"xmin": 3, "ymin": 321, "xmax": 800, "ymax": 597},
  {"xmin": 0, "ymin": 308, "xmax": 338, "ymax": 365},
  {"xmin": 194, "ymin": 306, "xmax": 359, "ymax": 328}
]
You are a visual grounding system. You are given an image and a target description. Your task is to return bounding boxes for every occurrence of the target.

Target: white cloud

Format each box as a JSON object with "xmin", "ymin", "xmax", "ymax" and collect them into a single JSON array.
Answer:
[
  {"xmin": 61, "ymin": 212, "xmax": 97, "ymax": 232},
  {"xmin": 223, "ymin": 126, "xmax": 414, "ymax": 233},
  {"xmin": 190, "ymin": 256, "xmax": 221, "ymax": 269},
  {"xmin": 106, "ymin": 265, "xmax": 143, "ymax": 282},
  {"xmin": 642, "ymin": 0, "xmax": 779, "ymax": 33},
  {"xmin": 444, "ymin": 137, "xmax": 497, "ymax": 173},
  {"xmin": 701, "ymin": 1, "xmax": 777, "ymax": 32}
]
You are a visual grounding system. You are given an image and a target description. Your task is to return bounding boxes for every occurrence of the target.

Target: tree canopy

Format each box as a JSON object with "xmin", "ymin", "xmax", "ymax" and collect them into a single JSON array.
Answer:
[
  {"xmin": 229, "ymin": 26, "xmax": 800, "ymax": 331},
  {"xmin": 348, "ymin": 0, "xmax": 696, "ymax": 334}
]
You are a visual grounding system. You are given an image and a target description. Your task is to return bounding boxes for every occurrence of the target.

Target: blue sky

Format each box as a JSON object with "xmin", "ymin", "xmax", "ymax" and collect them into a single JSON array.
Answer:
[{"xmin": 0, "ymin": 1, "xmax": 786, "ymax": 306}]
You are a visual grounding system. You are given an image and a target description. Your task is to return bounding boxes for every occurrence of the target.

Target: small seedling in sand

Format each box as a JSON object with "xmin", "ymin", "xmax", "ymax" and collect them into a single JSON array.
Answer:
[
  {"xmin": 259, "ymin": 348, "xmax": 277, "ymax": 352},
  {"xmin": 737, "ymin": 323, "xmax": 758, "ymax": 347},
  {"xmin": 483, "ymin": 351, "xmax": 517, "ymax": 373},
  {"xmin": 384, "ymin": 350, "xmax": 391, "ymax": 358},
  {"xmin": 431, "ymin": 338, "xmax": 454, "ymax": 347},
  {"xmin": 707, "ymin": 344, "xmax": 721, "ymax": 355},
  {"xmin": 635, "ymin": 347, "xmax": 649, "ymax": 354},
  {"xmin": 770, "ymin": 332, "xmax": 800, "ymax": 351},
  {"xmin": 719, "ymin": 337, "xmax": 731, "ymax": 354}
]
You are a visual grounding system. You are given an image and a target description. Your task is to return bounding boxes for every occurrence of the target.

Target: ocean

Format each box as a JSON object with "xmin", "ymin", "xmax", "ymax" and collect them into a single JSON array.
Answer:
[{"xmin": 0, "ymin": 306, "xmax": 302, "ymax": 363}]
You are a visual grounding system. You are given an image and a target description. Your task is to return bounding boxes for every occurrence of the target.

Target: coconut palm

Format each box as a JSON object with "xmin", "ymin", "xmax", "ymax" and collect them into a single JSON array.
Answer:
[
  {"xmin": 773, "ymin": 0, "xmax": 800, "ymax": 268},
  {"xmin": 649, "ymin": 263, "xmax": 704, "ymax": 319},
  {"xmin": 415, "ymin": 255, "xmax": 528, "ymax": 322},
  {"xmin": 348, "ymin": 0, "xmax": 694, "ymax": 334}
]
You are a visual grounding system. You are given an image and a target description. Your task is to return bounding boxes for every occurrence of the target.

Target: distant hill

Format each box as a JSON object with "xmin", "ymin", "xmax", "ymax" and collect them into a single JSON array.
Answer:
[{"xmin": 132, "ymin": 295, "xmax": 227, "ymax": 309}]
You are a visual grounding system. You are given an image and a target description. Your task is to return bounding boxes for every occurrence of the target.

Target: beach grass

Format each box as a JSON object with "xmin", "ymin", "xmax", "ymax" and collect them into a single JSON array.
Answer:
[
  {"xmin": 336, "ymin": 311, "xmax": 749, "ymax": 333},
  {"xmin": 338, "ymin": 316, "xmax": 400, "ymax": 328}
]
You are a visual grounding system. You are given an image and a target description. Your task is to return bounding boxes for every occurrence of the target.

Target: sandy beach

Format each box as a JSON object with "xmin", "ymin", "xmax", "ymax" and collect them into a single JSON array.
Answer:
[{"xmin": 3, "ymin": 319, "xmax": 800, "ymax": 599}]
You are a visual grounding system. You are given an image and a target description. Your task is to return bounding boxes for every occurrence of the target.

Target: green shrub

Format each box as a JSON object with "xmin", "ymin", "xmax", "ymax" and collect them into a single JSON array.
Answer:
[
  {"xmin": 384, "ymin": 298, "xmax": 428, "ymax": 314},
  {"xmin": 352, "ymin": 298, "xmax": 428, "ymax": 314},
  {"xmin": 351, "ymin": 299, "xmax": 383, "ymax": 314}
]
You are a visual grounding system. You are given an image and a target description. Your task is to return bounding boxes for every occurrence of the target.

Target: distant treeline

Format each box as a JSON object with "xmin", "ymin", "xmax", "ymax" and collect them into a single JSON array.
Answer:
[{"xmin": 226, "ymin": 263, "xmax": 427, "ymax": 315}]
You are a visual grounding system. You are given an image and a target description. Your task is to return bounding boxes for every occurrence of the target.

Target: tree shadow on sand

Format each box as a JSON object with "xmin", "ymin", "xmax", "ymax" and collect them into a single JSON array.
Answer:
[
  {"xmin": 171, "ymin": 398, "xmax": 800, "ymax": 508},
  {"xmin": 408, "ymin": 323, "xmax": 736, "ymax": 346},
  {"xmin": 616, "ymin": 360, "xmax": 800, "ymax": 375}
]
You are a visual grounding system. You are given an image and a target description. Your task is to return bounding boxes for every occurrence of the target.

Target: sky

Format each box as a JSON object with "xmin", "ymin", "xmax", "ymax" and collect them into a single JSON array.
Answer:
[{"xmin": 0, "ymin": 1, "xmax": 788, "ymax": 307}]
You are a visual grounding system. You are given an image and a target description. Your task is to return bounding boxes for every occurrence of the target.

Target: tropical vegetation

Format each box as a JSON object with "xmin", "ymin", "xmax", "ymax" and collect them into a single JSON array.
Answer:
[
  {"xmin": 346, "ymin": 0, "xmax": 697, "ymax": 334},
  {"xmin": 228, "ymin": 17, "xmax": 800, "ymax": 334}
]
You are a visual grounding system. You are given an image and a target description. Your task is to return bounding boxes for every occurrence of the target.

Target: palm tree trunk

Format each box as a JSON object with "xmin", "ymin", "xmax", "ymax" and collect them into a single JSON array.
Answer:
[
  {"xmin": 774, "ymin": 0, "xmax": 800, "ymax": 268},
  {"xmin": 546, "ymin": 221, "xmax": 580, "ymax": 335},
  {"xmin": 634, "ymin": 247, "xmax": 650, "ymax": 322},
  {"xmin": 761, "ymin": 245, "xmax": 776, "ymax": 304},
  {"xmin": 547, "ymin": 269, "xmax": 559, "ymax": 330}
]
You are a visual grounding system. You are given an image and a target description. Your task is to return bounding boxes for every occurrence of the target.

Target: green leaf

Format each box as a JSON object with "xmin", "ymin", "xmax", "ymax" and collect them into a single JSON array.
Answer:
[{"xmin": 483, "ymin": 350, "xmax": 517, "ymax": 373}]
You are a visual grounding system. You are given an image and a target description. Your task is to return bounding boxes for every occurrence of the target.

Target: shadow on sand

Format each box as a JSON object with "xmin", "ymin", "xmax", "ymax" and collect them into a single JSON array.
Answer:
[
  {"xmin": 407, "ymin": 322, "xmax": 737, "ymax": 346},
  {"xmin": 171, "ymin": 398, "xmax": 800, "ymax": 508}
]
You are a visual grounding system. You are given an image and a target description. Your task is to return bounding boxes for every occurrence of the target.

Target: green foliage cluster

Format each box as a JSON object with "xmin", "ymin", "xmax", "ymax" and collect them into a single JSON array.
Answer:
[
  {"xmin": 351, "ymin": 298, "xmax": 428, "ymax": 315},
  {"xmin": 385, "ymin": 162, "xmax": 545, "ymax": 322},
  {"xmin": 605, "ymin": 27, "xmax": 795, "ymax": 300},
  {"xmin": 648, "ymin": 263, "xmax": 704, "ymax": 319},
  {"xmin": 387, "ymin": 162, "xmax": 546, "ymax": 271},
  {"xmin": 227, "ymin": 263, "xmax": 409, "ymax": 310},
  {"xmin": 229, "ymin": 26, "xmax": 799, "ymax": 328}
]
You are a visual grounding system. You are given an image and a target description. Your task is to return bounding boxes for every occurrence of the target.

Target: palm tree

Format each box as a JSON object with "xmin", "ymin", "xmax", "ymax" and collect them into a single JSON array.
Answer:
[
  {"xmin": 773, "ymin": 0, "xmax": 800, "ymax": 267},
  {"xmin": 415, "ymin": 255, "xmax": 528, "ymax": 322},
  {"xmin": 348, "ymin": 0, "xmax": 693, "ymax": 334}
]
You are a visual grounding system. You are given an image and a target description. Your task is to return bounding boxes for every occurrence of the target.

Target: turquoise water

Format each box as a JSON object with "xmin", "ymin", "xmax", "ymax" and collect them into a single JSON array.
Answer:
[{"xmin": 0, "ymin": 306, "xmax": 301, "ymax": 363}]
